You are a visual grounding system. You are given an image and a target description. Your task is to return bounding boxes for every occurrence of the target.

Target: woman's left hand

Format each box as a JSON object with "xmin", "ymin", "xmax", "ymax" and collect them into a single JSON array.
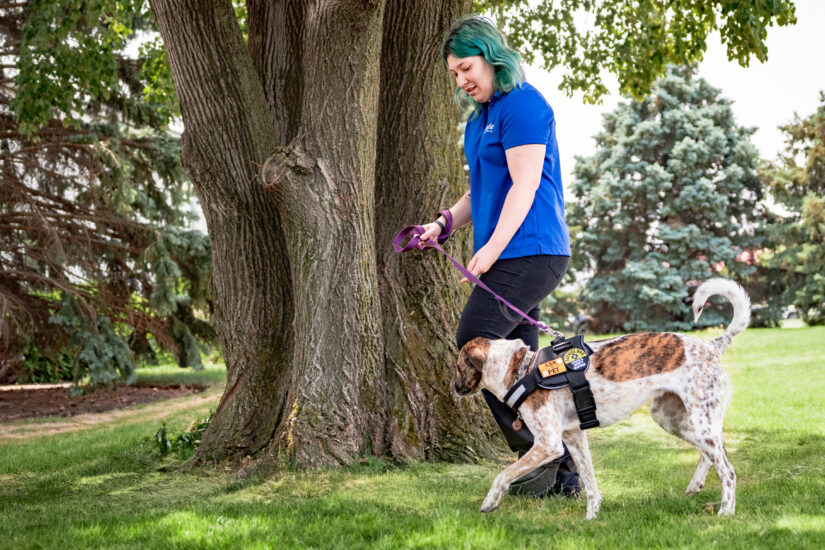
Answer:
[{"xmin": 460, "ymin": 243, "xmax": 502, "ymax": 283}]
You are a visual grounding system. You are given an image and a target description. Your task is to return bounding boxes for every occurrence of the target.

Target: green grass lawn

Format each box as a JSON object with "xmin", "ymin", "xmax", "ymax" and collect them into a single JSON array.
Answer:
[
  {"xmin": 1, "ymin": 327, "xmax": 824, "ymax": 549},
  {"xmin": 135, "ymin": 360, "xmax": 228, "ymax": 387}
]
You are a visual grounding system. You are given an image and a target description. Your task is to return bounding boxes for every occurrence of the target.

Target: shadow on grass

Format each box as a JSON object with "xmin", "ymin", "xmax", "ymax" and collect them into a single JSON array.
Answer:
[{"xmin": 2, "ymin": 422, "xmax": 824, "ymax": 549}]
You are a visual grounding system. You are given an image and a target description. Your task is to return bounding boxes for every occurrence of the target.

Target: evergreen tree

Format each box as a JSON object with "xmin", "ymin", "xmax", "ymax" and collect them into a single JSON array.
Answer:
[
  {"xmin": 0, "ymin": 1, "xmax": 212, "ymax": 385},
  {"xmin": 568, "ymin": 66, "xmax": 763, "ymax": 333},
  {"xmin": 761, "ymin": 93, "xmax": 825, "ymax": 325}
]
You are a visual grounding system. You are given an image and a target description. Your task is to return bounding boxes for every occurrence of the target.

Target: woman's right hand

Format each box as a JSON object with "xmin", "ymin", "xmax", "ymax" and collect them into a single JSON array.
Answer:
[{"xmin": 416, "ymin": 222, "xmax": 443, "ymax": 247}]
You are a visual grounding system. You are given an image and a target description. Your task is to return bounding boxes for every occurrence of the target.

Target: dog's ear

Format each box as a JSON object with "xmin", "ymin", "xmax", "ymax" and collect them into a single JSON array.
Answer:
[{"xmin": 459, "ymin": 337, "xmax": 490, "ymax": 372}]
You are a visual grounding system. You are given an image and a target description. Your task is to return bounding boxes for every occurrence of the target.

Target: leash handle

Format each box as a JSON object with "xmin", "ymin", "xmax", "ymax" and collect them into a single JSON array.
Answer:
[
  {"xmin": 393, "ymin": 225, "xmax": 565, "ymax": 340},
  {"xmin": 392, "ymin": 225, "xmax": 428, "ymax": 253}
]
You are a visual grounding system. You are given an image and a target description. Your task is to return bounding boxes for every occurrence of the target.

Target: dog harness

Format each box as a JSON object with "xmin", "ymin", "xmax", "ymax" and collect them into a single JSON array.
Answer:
[{"xmin": 503, "ymin": 335, "xmax": 600, "ymax": 430}]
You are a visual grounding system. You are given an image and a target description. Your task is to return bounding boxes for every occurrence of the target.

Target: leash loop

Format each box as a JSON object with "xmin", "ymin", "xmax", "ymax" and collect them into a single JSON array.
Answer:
[{"xmin": 392, "ymin": 225, "xmax": 428, "ymax": 253}]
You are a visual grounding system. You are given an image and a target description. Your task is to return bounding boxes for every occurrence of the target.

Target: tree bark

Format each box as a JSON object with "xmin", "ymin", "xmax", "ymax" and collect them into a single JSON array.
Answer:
[
  {"xmin": 150, "ymin": 0, "xmax": 503, "ymax": 469},
  {"xmin": 150, "ymin": 0, "xmax": 293, "ymax": 462},
  {"xmin": 374, "ymin": 0, "xmax": 500, "ymax": 460},
  {"xmin": 257, "ymin": 0, "xmax": 387, "ymax": 466},
  {"xmin": 246, "ymin": 0, "xmax": 303, "ymax": 146}
]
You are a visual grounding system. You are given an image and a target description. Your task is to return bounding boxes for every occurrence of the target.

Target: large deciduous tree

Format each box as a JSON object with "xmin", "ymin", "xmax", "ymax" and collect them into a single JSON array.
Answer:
[
  {"xmin": 145, "ymin": 1, "xmax": 795, "ymax": 469},
  {"xmin": 568, "ymin": 66, "xmax": 764, "ymax": 333},
  {"xmin": 478, "ymin": 0, "xmax": 797, "ymax": 101},
  {"xmin": 149, "ymin": 0, "xmax": 498, "ymax": 469}
]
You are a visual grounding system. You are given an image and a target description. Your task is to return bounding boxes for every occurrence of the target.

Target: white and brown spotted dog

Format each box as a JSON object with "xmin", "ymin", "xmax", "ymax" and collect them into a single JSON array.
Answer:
[{"xmin": 455, "ymin": 278, "xmax": 750, "ymax": 519}]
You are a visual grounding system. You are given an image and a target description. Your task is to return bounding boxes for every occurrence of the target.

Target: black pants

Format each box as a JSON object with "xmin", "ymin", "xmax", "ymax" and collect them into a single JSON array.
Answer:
[
  {"xmin": 456, "ymin": 254, "xmax": 569, "ymax": 352},
  {"xmin": 456, "ymin": 254, "xmax": 569, "ymax": 455}
]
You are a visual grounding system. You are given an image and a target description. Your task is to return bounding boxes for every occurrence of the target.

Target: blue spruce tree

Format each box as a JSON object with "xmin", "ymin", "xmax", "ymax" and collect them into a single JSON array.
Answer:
[{"xmin": 569, "ymin": 66, "xmax": 763, "ymax": 333}]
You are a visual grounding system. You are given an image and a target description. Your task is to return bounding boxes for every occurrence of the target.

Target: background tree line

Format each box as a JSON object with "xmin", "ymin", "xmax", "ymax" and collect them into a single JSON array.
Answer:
[
  {"xmin": 1, "ymin": 0, "xmax": 804, "ymax": 468},
  {"xmin": 543, "ymin": 72, "xmax": 825, "ymax": 334}
]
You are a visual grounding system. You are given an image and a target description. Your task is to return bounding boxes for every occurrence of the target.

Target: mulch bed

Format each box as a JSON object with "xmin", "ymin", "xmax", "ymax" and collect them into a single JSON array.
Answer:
[{"xmin": 0, "ymin": 384, "xmax": 208, "ymax": 423}]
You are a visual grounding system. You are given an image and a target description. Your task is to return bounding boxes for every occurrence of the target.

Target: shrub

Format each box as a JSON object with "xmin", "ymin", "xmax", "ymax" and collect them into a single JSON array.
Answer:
[
  {"xmin": 20, "ymin": 344, "xmax": 75, "ymax": 384},
  {"xmin": 154, "ymin": 412, "xmax": 213, "ymax": 458}
]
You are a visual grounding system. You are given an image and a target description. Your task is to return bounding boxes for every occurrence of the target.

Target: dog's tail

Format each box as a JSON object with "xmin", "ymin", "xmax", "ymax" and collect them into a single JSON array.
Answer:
[{"xmin": 692, "ymin": 278, "xmax": 751, "ymax": 353}]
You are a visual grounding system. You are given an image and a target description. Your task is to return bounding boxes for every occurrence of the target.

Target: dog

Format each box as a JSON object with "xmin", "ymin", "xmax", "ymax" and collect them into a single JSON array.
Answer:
[{"xmin": 454, "ymin": 278, "xmax": 750, "ymax": 519}]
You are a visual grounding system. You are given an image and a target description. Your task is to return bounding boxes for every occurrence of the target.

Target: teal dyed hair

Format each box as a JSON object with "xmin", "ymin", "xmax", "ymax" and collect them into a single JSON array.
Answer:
[{"xmin": 441, "ymin": 15, "xmax": 524, "ymax": 118}]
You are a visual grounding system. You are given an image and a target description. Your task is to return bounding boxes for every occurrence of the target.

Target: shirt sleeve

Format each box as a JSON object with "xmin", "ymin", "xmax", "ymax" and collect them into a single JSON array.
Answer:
[{"xmin": 500, "ymin": 88, "xmax": 552, "ymax": 150}]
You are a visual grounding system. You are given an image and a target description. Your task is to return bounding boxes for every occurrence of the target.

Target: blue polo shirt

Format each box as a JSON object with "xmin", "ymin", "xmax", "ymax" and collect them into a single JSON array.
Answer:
[{"xmin": 464, "ymin": 82, "xmax": 570, "ymax": 259}]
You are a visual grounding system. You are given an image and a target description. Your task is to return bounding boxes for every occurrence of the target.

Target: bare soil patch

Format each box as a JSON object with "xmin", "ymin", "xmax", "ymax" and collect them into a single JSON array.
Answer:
[{"xmin": 0, "ymin": 384, "xmax": 208, "ymax": 423}]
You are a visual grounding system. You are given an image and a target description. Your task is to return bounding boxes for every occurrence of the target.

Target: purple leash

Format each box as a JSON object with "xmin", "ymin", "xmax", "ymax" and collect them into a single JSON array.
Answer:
[{"xmin": 392, "ymin": 222, "xmax": 565, "ymax": 340}]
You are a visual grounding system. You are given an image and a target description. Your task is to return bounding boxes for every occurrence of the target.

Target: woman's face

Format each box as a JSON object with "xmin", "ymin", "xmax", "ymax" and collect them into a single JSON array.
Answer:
[{"xmin": 446, "ymin": 54, "xmax": 495, "ymax": 103}]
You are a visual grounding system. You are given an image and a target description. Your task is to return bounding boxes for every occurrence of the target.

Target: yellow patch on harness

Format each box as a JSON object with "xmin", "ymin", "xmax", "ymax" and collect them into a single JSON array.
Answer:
[
  {"xmin": 538, "ymin": 357, "xmax": 567, "ymax": 378},
  {"xmin": 563, "ymin": 348, "xmax": 587, "ymax": 364}
]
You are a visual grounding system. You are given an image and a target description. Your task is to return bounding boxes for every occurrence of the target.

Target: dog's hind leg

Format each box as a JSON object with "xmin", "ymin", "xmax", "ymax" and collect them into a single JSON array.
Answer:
[
  {"xmin": 681, "ymin": 392, "xmax": 736, "ymax": 515},
  {"xmin": 684, "ymin": 456, "xmax": 712, "ymax": 495},
  {"xmin": 714, "ymin": 442, "xmax": 736, "ymax": 516},
  {"xmin": 479, "ymin": 438, "xmax": 565, "ymax": 513},
  {"xmin": 689, "ymin": 433, "xmax": 736, "ymax": 515},
  {"xmin": 562, "ymin": 428, "xmax": 601, "ymax": 519},
  {"xmin": 650, "ymin": 392, "xmax": 713, "ymax": 495}
]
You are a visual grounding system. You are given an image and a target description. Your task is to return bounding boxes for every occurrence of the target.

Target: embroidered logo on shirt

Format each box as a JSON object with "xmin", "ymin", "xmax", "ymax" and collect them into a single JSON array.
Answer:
[{"xmin": 484, "ymin": 123, "xmax": 495, "ymax": 134}]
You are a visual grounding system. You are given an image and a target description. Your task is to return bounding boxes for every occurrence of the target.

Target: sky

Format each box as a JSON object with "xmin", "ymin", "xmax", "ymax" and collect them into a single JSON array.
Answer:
[{"xmin": 525, "ymin": 0, "xmax": 825, "ymax": 189}]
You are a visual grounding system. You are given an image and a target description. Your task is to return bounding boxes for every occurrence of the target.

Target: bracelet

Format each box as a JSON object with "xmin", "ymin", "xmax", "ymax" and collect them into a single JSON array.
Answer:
[
  {"xmin": 435, "ymin": 209, "xmax": 453, "ymax": 243},
  {"xmin": 433, "ymin": 220, "xmax": 445, "ymax": 232}
]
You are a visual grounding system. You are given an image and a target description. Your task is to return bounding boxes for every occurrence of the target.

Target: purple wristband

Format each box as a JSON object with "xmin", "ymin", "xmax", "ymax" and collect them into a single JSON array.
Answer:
[{"xmin": 436, "ymin": 209, "xmax": 453, "ymax": 243}]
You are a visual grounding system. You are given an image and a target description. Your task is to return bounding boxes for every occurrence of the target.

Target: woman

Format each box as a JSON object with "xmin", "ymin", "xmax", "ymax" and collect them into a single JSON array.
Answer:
[{"xmin": 417, "ymin": 15, "xmax": 579, "ymax": 497}]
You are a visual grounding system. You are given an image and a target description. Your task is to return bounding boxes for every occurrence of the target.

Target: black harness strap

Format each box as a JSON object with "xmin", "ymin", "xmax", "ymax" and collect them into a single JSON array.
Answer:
[
  {"xmin": 503, "ymin": 368, "xmax": 542, "ymax": 410},
  {"xmin": 565, "ymin": 369, "xmax": 599, "ymax": 429},
  {"xmin": 502, "ymin": 335, "xmax": 600, "ymax": 431}
]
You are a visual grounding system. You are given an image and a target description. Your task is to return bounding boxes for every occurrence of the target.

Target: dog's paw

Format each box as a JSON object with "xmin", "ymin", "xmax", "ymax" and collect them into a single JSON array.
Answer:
[
  {"xmin": 479, "ymin": 497, "xmax": 500, "ymax": 513},
  {"xmin": 585, "ymin": 498, "xmax": 601, "ymax": 520},
  {"xmin": 685, "ymin": 483, "xmax": 704, "ymax": 496}
]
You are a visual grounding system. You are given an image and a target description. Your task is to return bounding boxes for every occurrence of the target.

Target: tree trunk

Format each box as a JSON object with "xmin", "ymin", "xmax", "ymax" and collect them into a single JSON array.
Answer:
[
  {"xmin": 150, "ymin": 0, "xmax": 502, "ymax": 469},
  {"xmin": 374, "ymin": 0, "xmax": 500, "ymax": 461},
  {"xmin": 150, "ymin": 0, "xmax": 294, "ymax": 462},
  {"xmin": 257, "ymin": 0, "xmax": 388, "ymax": 466}
]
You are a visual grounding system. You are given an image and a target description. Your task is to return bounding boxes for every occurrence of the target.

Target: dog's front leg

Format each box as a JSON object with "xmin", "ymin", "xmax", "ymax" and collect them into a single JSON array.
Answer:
[
  {"xmin": 562, "ymin": 428, "xmax": 601, "ymax": 519},
  {"xmin": 480, "ymin": 440, "xmax": 565, "ymax": 513}
]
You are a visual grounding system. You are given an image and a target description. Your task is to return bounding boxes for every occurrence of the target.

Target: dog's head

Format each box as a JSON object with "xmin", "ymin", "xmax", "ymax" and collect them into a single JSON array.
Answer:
[{"xmin": 454, "ymin": 337, "xmax": 490, "ymax": 396}]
